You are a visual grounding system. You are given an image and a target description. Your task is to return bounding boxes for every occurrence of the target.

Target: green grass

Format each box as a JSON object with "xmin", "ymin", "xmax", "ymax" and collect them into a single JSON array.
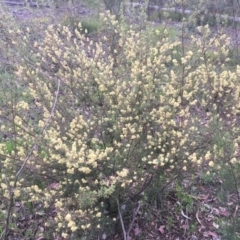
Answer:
[
  {"xmin": 81, "ymin": 17, "xmax": 101, "ymax": 34},
  {"xmin": 60, "ymin": 15, "xmax": 101, "ymax": 35}
]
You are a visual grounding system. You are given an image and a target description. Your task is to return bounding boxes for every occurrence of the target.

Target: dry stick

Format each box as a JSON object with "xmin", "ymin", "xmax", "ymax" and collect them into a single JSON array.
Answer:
[
  {"xmin": 130, "ymin": 174, "xmax": 153, "ymax": 201},
  {"xmin": 0, "ymin": 168, "xmax": 17, "ymax": 240},
  {"xmin": 117, "ymin": 198, "xmax": 127, "ymax": 240},
  {"xmin": 117, "ymin": 198, "xmax": 141, "ymax": 240},
  {"xmin": 180, "ymin": 0, "xmax": 185, "ymax": 102},
  {"xmin": 229, "ymin": 163, "xmax": 240, "ymax": 205},
  {"xmin": 1, "ymin": 0, "xmax": 50, "ymax": 8},
  {"xmin": 126, "ymin": 200, "xmax": 141, "ymax": 239},
  {"xmin": 1, "ymin": 77, "xmax": 61, "ymax": 240}
]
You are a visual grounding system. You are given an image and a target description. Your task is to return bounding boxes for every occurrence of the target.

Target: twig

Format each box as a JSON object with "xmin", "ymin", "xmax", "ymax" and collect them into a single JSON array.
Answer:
[
  {"xmin": 130, "ymin": 173, "xmax": 153, "ymax": 200},
  {"xmin": 126, "ymin": 201, "xmax": 141, "ymax": 239},
  {"xmin": 0, "ymin": 169, "xmax": 12, "ymax": 240},
  {"xmin": 117, "ymin": 198, "xmax": 127, "ymax": 240},
  {"xmin": 229, "ymin": 162, "xmax": 240, "ymax": 205},
  {"xmin": 1, "ymin": 76, "xmax": 60, "ymax": 240},
  {"xmin": 196, "ymin": 210, "xmax": 202, "ymax": 225},
  {"xmin": 177, "ymin": 201, "xmax": 191, "ymax": 220},
  {"xmin": 1, "ymin": 0, "xmax": 50, "ymax": 8},
  {"xmin": 180, "ymin": 209, "xmax": 191, "ymax": 220},
  {"xmin": 15, "ymin": 77, "xmax": 60, "ymax": 182}
]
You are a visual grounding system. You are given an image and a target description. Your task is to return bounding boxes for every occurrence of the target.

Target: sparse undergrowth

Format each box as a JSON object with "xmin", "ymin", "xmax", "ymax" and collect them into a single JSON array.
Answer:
[{"xmin": 0, "ymin": 1, "xmax": 240, "ymax": 240}]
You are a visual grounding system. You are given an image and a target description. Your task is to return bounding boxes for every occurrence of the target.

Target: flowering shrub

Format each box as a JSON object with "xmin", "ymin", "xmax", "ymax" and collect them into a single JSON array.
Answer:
[{"xmin": 1, "ymin": 8, "xmax": 240, "ymax": 239}]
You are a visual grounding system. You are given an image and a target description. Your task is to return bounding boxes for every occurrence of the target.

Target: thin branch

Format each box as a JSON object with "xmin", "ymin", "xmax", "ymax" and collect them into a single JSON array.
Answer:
[
  {"xmin": 117, "ymin": 198, "xmax": 127, "ymax": 240},
  {"xmin": 1, "ymin": 77, "xmax": 61, "ymax": 240},
  {"xmin": 229, "ymin": 162, "xmax": 240, "ymax": 205},
  {"xmin": 126, "ymin": 201, "xmax": 141, "ymax": 239},
  {"xmin": 0, "ymin": 169, "xmax": 12, "ymax": 239},
  {"xmin": 130, "ymin": 173, "xmax": 153, "ymax": 201},
  {"xmin": 15, "ymin": 77, "xmax": 60, "ymax": 182}
]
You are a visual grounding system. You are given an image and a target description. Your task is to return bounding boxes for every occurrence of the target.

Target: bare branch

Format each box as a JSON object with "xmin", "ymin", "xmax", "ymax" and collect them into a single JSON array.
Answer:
[
  {"xmin": 1, "ymin": 76, "xmax": 61, "ymax": 240},
  {"xmin": 126, "ymin": 201, "xmax": 141, "ymax": 239},
  {"xmin": 117, "ymin": 198, "xmax": 127, "ymax": 240}
]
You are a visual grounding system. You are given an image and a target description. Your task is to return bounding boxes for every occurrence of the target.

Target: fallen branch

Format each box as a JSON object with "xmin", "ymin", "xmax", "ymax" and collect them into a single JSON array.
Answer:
[{"xmin": 0, "ymin": 0, "xmax": 50, "ymax": 8}]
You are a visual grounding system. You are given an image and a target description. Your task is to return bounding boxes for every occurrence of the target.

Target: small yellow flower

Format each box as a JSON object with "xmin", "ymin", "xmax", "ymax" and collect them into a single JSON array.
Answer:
[
  {"xmin": 71, "ymin": 226, "xmax": 78, "ymax": 232},
  {"xmin": 62, "ymin": 233, "xmax": 68, "ymax": 238},
  {"xmin": 116, "ymin": 168, "xmax": 129, "ymax": 178},
  {"xmin": 208, "ymin": 161, "xmax": 214, "ymax": 167},
  {"xmin": 67, "ymin": 168, "xmax": 74, "ymax": 174},
  {"xmin": 55, "ymin": 200, "xmax": 63, "ymax": 208},
  {"xmin": 14, "ymin": 189, "xmax": 21, "ymax": 197},
  {"xmin": 230, "ymin": 158, "xmax": 237, "ymax": 164},
  {"xmin": 96, "ymin": 212, "xmax": 102, "ymax": 218},
  {"xmin": 65, "ymin": 213, "xmax": 71, "ymax": 221}
]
